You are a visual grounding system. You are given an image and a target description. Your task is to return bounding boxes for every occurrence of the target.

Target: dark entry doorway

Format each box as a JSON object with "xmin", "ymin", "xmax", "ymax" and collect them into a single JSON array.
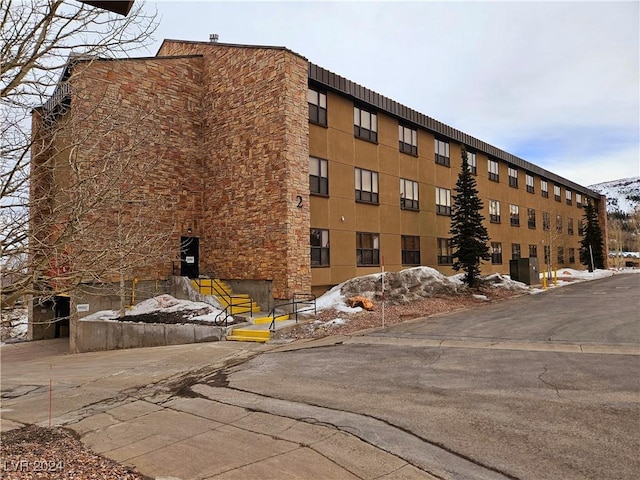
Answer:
[
  {"xmin": 180, "ymin": 236, "xmax": 199, "ymax": 278},
  {"xmin": 54, "ymin": 296, "xmax": 70, "ymax": 338}
]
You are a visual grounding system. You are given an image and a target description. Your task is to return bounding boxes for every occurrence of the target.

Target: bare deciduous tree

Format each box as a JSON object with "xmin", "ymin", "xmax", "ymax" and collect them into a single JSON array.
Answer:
[{"xmin": 1, "ymin": 0, "xmax": 163, "ymax": 310}]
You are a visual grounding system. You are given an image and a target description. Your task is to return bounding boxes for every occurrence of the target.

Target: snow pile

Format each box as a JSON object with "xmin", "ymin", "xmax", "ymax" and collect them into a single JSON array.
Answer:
[
  {"xmin": 82, "ymin": 294, "xmax": 226, "ymax": 323},
  {"xmin": 1, "ymin": 307, "xmax": 28, "ymax": 343},
  {"xmin": 340, "ymin": 267, "xmax": 460, "ymax": 305},
  {"xmin": 482, "ymin": 273, "xmax": 530, "ymax": 291},
  {"xmin": 553, "ymin": 268, "xmax": 614, "ymax": 281}
]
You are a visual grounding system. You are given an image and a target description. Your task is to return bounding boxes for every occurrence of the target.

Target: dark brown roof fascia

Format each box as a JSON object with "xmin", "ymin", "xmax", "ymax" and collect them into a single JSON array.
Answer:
[{"xmin": 308, "ymin": 62, "xmax": 600, "ymax": 199}]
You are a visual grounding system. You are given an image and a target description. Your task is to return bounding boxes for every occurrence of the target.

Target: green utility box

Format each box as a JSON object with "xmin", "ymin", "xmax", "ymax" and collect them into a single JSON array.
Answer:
[{"xmin": 509, "ymin": 257, "xmax": 539, "ymax": 285}]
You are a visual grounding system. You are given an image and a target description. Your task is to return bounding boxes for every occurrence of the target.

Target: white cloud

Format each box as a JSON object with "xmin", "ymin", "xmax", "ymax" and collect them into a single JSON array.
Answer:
[{"xmin": 144, "ymin": 1, "xmax": 638, "ymax": 188}]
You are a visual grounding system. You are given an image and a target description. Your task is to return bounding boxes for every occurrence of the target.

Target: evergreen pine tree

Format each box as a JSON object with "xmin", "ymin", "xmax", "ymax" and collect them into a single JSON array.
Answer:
[
  {"xmin": 450, "ymin": 146, "xmax": 491, "ymax": 287},
  {"xmin": 580, "ymin": 199, "xmax": 605, "ymax": 271}
]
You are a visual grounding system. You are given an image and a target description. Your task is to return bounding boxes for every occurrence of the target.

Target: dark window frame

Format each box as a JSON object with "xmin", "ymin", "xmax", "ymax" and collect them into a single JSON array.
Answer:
[
  {"xmin": 400, "ymin": 178, "xmax": 419, "ymax": 211},
  {"xmin": 529, "ymin": 244, "xmax": 538, "ymax": 258},
  {"xmin": 401, "ymin": 235, "xmax": 421, "ymax": 265},
  {"xmin": 309, "ymin": 156, "xmax": 329, "ymax": 196},
  {"xmin": 488, "ymin": 159, "xmax": 499, "ymax": 182},
  {"xmin": 510, "ymin": 204, "xmax": 520, "ymax": 226},
  {"xmin": 436, "ymin": 187, "xmax": 452, "ymax": 216},
  {"xmin": 355, "ymin": 167, "xmax": 379, "ymax": 204},
  {"xmin": 512, "ymin": 243, "xmax": 521, "ymax": 260},
  {"xmin": 541, "ymin": 179, "xmax": 549, "ymax": 198},
  {"xmin": 310, "ymin": 228, "xmax": 330, "ymax": 267},
  {"xmin": 527, "ymin": 208, "xmax": 536, "ymax": 229},
  {"xmin": 399, "ymin": 125, "xmax": 418, "ymax": 156},
  {"xmin": 508, "ymin": 167, "xmax": 518, "ymax": 188},
  {"xmin": 467, "ymin": 150, "xmax": 477, "ymax": 175},
  {"xmin": 489, "ymin": 199, "xmax": 501, "ymax": 223},
  {"xmin": 437, "ymin": 237, "xmax": 453, "ymax": 265},
  {"xmin": 435, "ymin": 138, "xmax": 450, "ymax": 167},
  {"xmin": 356, "ymin": 232, "xmax": 380, "ymax": 266},
  {"xmin": 526, "ymin": 174, "xmax": 535, "ymax": 193},
  {"xmin": 308, "ymin": 88, "xmax": 327, "ymax": 126},
  {"xmin": 491, "ymin": 242, "xmax": 503, "ymax": 265},
  {"xmin": 354, "ymin": 105, "xmax": 378, "ymax": 143}
]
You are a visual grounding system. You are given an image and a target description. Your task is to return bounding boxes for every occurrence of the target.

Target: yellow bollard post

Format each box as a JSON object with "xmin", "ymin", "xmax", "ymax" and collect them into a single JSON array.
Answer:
[
  {"xmin": 553, "ymin": 269, "xmax": 558, "ymax": 286},
  {"xmin": 542, "ymin": 272, "xmax": 547, "ymax": 289}
]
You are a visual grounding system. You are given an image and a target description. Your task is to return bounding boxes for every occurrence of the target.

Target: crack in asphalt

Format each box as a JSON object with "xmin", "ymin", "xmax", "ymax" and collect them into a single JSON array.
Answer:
[
  {"xmin": 191, "ymin": 383, "xmax": 519, "ymax": 480},
  {"xmin": 537, "ymin": 364, "xmax": 562, "ymax": 399}
]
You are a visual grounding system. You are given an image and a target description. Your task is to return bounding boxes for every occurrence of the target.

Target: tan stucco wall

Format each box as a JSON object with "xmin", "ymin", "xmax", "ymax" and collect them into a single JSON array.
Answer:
[{"xmin": 310, "ymin": 89, "xmax": 597, "ymax": 292}]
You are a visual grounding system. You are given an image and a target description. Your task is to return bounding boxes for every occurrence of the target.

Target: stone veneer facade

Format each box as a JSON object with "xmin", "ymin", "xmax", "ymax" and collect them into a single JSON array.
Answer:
[
  {"xmin": 33, "ymin": 40, "xmax": 311, "ymax": 306},
  {"xmin": 157, "ymin": 40, "xmax": 311, "ymax": 299}
]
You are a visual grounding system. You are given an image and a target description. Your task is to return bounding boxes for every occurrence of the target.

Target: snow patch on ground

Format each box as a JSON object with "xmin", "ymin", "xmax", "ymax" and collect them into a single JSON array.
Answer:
[
  {"xmin": 3, "ymin": 267, "xmax": 635, "ymax": 344},
  {"xmin": 82, "ymin": 294, "xmax": 225, "ymax": 323}
]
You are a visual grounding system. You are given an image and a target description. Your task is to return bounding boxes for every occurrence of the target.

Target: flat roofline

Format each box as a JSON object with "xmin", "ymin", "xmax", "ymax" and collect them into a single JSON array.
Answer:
[
  {"xmin": 309, "ymin": 62, "xmax": 601, "ymax": 199},
  {"xmin": 157, "ymin": 39, "xmax": 307, "ymax": 61}
]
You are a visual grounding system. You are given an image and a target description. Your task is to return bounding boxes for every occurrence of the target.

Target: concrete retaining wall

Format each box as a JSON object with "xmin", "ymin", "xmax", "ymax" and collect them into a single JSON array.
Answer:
[{"xmin": 76, "ymin": 320, "xmax": 224, "ymax": 353}]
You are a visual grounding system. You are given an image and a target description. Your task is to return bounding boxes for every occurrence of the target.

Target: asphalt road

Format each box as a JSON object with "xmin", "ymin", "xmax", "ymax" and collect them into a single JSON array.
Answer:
[{"xmin": 224, "ymin": 274, "xmax": 640, "ymax": 480}]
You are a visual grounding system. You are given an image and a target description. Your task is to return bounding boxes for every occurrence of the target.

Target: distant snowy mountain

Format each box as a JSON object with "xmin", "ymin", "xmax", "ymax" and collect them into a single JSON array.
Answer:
[{"xmin": 588, "ymin": 177, "xmax": 640, "ymax": 215}]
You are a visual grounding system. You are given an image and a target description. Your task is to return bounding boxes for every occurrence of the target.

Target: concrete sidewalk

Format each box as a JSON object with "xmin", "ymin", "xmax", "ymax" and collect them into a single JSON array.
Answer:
[{"xmin": 1, "ymin": 339, "xmax": 436, "ymax": 480}]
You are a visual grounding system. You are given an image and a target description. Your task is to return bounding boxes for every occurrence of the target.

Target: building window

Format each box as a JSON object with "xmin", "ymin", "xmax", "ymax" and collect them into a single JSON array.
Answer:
[
  {"xmin": 400, "ymin": 178, "xmax": 419, "ymax": 211},
  {"xmin": 488, "ymin": 159, "xmax": 499, "ymax": 182},
  {"xmin": 467, "ymin": 150, "xmax": 477, "ymax": 175},
  {"xmin": 309, "ymin": 157, "xmax": 328, "ymax": 196},
  {"xmin": 578, "ymin": 219, "xmax": 584, "ymax": 236},
  {"xmin": 568, "ymin": 218, "xmax": 574, "ymax": 235},
  {"xmin": 489, "ymin": 200, "xmax": 501, "ymax": 223},
  {"xmin": 355, "ymin": 168, "xmax": 379, "ymax": 204},
  {"xmin": 437, "ymin": 238, "xmax": 453, "ymax": 265},
  {"xmin": 541, "ymin": 179, "xmax": 549, "ymax": 198},
  {"xmin": 566, "ymin": 190, "xmax": 572, "ymax": 205},
  {"xmin": 576, "ymin": 193, "xmax": 582, "ymax": 208},
  {"xmin": 569, "ymin": 248, "xmax": 576, "ymax": 263},
  {"xmin": 512, "ymin": 243, "xmax": 521, "ymax": 260},
  {"xmin": 399, "ymin": 125, "xmax": 417, "ymax": 156},
  {"xmin": 491, "ymin": 242, "xmax": 503, "ymax": 264},
  {"xmin": 543, "ymin": 245, "xmax": 551, "ymax": 264},
  {"xmin": 508, "ymin": 167, "xmax": 518, "ymax": 188},
  {"xmin": 554, "ymin": 185, "xmax": 561, "ymax": 202},
  {"xmin": 401, "ymin": 235, "xmax": 421, "ymax": 265},
  {"xmin": 308, "ymin": 88, "xmax": 327, "ymax": 126},
  {"xmin": 526, "ymin": 174, "xmax": 535, "ymax": 193},
  {"xmin": 543, "ymin": 212, "xmax": 550, "ymax": 231},
  {"xmin": 354, "ymin": 106, "xmax": 377, "ymax": 143},
  {"xmin": 356, "ymin": 232, "xmax": 380, "ymax": 266},
  {"xmin": 556, "ymin": 214, "xmax": 563, "ymax": 233},
  {"xmin": 529, "ymin": 244, "xmax": 538, "ymax": 258},
  {"xmin": 527, "ymin": 208, "xmax": 536, "ymax": 229},
  {"xmin": 436, "ymin": 187, "xmax": 452, "ymax": 215},
  {"xmin": 310, "ymin": 229, "xmax": 329, "ymax": 267},
  {"xmin": 435, "ymin": 138, "xmax": 450, "ymax": 166},
  {"xmin": 557, "ymin": 246, "xmax": 565, "ymax": 264},
  {"xmin": 510, "ymin": 204, "xmax": 520, "ymax": 226}
]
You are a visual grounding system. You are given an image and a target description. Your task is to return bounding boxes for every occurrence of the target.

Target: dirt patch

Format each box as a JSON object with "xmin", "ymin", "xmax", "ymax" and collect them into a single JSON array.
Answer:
[
  {"xmin": 1, "ymin": 425, "xmax": 150, "ymax": 479},
  {"xmin": 114, "ymin": 309, "xmax": 241, "ymax": 326},
  {"xmin": 273, "ymin": 286, "xmax": 523, "ymax": 341}
]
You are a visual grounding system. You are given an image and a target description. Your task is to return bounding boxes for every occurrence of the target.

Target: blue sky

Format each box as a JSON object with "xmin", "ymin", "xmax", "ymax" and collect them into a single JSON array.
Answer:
[{"xmin": 136, "ymin": 1, "xmax": 639, "ymax": 187}]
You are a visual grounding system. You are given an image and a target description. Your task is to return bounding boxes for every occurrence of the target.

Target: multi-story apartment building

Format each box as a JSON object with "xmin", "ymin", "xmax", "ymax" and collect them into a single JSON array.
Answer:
[{"xmin": 30, "ymin": 39, "xmax": 606, "ymax": 339}]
